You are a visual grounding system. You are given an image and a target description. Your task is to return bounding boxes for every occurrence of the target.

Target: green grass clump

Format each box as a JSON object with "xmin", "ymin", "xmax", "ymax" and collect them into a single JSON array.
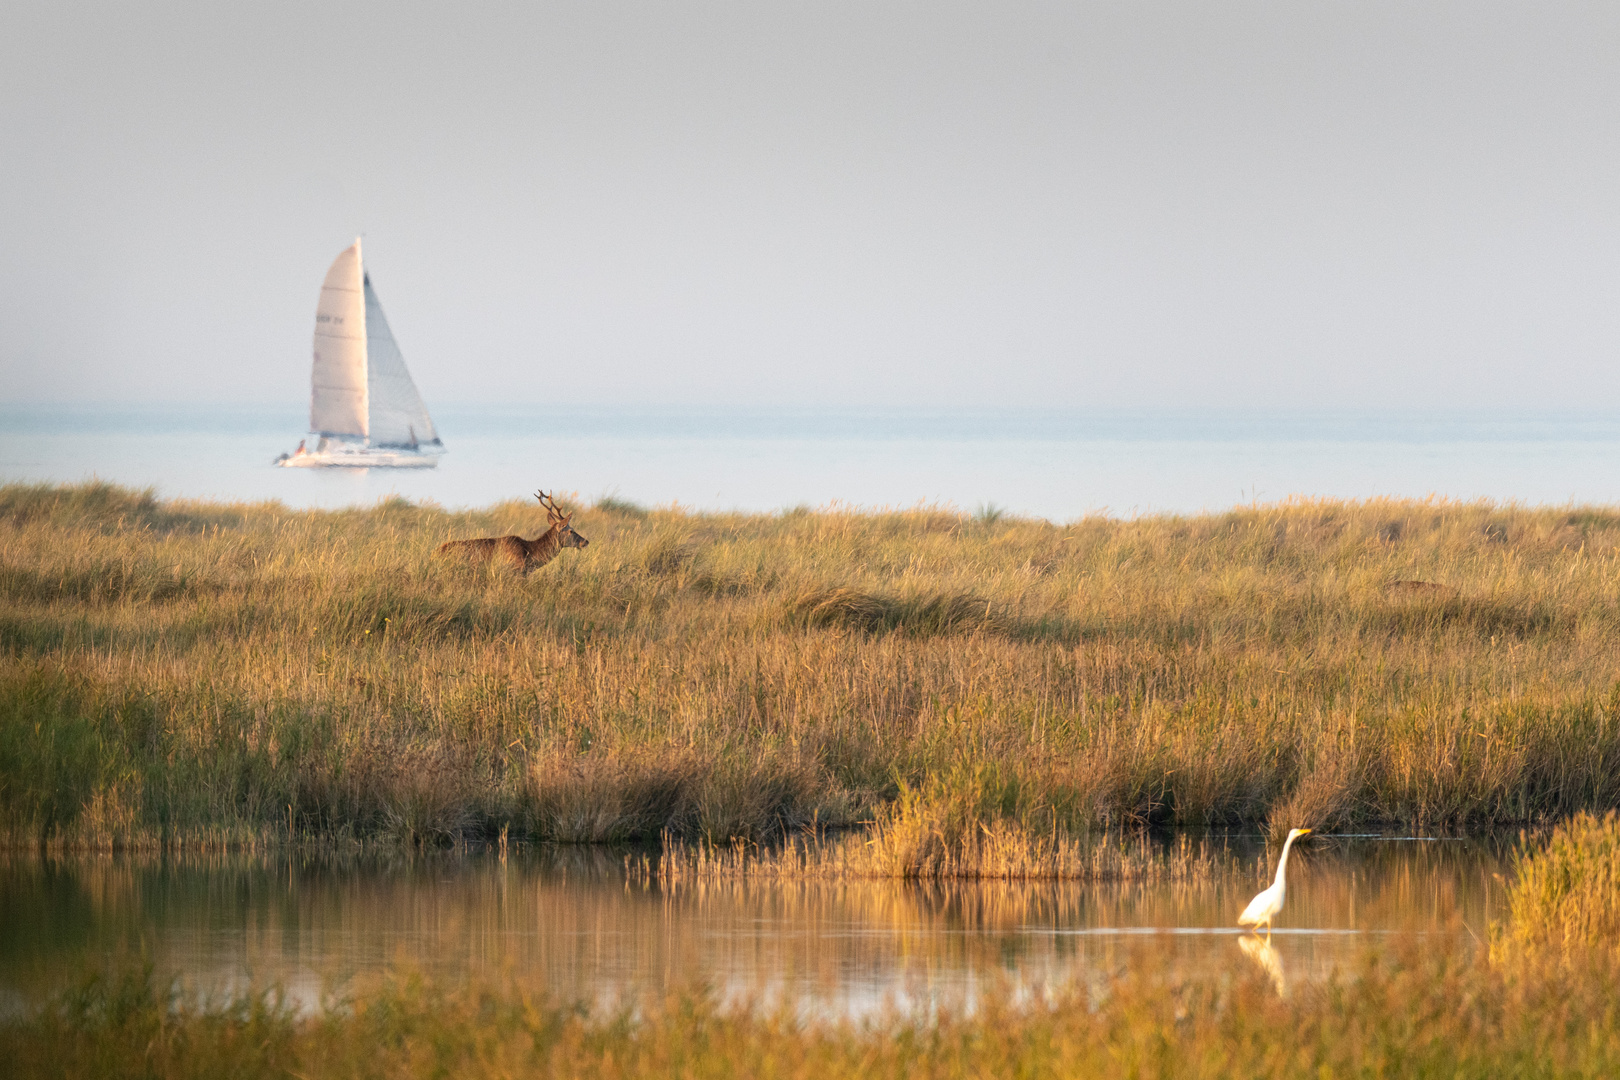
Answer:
[
  {"xmin": 6, "ymin": 480, "xmax": 1620, "ymax": 851},
  {"xmin": 1496, "ymin": 811, "xmax": 1620, "ymax": 960}
]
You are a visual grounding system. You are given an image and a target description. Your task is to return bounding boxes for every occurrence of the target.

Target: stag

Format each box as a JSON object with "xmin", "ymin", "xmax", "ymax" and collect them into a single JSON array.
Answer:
[{"xmin": 437, "ymin": 491, "xmax": 590, "ymax": 573}]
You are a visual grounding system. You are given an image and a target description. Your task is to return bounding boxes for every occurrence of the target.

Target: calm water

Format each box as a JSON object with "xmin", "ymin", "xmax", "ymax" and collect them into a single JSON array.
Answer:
[
  {"xmin": 0, "ymin": 836, "xmax": 1510, "ymax": 1018},
  {"xmin": 0, "ymin": 405, "xmax": 1552, "ymax": 1015},
  {"xmin": 4, "ymin": 405, "xmax": 1620, "ymax": 519}
]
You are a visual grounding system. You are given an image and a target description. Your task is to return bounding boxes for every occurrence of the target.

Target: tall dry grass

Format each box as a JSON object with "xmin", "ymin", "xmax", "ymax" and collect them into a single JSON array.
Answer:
[
  {"xmin": 5, "ymin": 480, "xmax": 1620, "ymax": 849},
  {"xmin": 649, "ymin": 821, "xmax": 1235, "ymax": 884}
]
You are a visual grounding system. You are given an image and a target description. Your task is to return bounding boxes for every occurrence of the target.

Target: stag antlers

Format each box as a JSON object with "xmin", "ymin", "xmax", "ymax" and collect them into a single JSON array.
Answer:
[{"xmin": 536, "ymin": 490, "xmax": 573, "ymax": 523}]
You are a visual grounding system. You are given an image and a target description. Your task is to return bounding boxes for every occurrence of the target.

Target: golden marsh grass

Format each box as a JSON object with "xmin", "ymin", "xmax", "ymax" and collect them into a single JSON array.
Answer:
[
  {"xmin": 648, "ymin": 821, "xmax": 1238, "ymax": 884},
  {"xmin": 5, "ymin": 480, "xmax": 1620, "ymax": 850},
  {"xmin": 10, "ymin": 940, "xmax": 1620, "ymax": 1079}
]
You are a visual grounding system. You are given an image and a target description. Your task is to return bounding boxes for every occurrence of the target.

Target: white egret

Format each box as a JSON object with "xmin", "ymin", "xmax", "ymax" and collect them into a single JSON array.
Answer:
[{"xmin": 1238, "ymin": 828, "xmax": 1312, "ymax": 937}]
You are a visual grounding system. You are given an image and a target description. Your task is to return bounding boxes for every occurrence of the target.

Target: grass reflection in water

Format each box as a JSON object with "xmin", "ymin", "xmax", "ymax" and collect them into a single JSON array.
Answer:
[{"xmin": 0, "ymin": 834, "xmax": 1509, "ymax": 1018}]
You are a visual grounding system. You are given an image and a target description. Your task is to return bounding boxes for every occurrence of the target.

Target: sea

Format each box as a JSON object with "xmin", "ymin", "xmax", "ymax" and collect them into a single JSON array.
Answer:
[{"xmin": 3, "ymin": 404, "xmax": 1620, "ymax": 519}]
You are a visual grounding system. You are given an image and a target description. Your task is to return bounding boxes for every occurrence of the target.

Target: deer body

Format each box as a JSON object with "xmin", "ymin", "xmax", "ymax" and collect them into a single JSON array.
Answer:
[{"xmin": 437, "ymin": 491, "xmax": 589, "ymax": 574}]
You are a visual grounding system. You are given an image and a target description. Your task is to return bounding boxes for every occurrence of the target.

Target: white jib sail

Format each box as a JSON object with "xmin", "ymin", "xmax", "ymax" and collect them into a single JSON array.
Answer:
[
  {"xmin": 363, "ymin": 274, "xmax": 440, "ymax": 447},
  {"xmin": 309, "ymin": 240, "xmax": 368, "ymax": 438}
]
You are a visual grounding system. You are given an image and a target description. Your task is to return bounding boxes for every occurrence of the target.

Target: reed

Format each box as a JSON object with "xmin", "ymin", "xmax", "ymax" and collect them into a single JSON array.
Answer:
[
  {"xmin": 647, "ymin": 824, "xmax": 1233, "ymax": 884},
  {"xmin": 642, "ymin": 765, "xmax": 1239, "ymax": 882},
  {"xmin": 10, "ymin": 940, "xmax": 1620, "ymax": 1079},
  {"xmin": 6, "ymin": 480, "xmax": 1620, "ymax": 851}
]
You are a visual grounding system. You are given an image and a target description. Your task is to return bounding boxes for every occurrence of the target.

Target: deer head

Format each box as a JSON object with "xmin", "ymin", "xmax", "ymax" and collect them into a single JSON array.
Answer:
[{"xmin": 536, "ymin": 490, "xmax": 590, "ymax": 549}]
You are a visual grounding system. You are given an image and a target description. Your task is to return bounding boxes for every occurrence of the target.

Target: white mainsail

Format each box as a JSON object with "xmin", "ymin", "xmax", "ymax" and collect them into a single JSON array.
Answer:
[
  {"xmin": 281, "ymin": 238, "xmax": 443, "ymax": 468},
  {"xmin": 309, "ymin": 240, "xmax": 368, "ymax": 438}
]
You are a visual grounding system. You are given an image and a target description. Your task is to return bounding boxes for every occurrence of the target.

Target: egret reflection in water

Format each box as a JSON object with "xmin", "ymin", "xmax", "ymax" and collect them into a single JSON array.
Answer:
[{"xmin": 1237, "ymin": 933, "xmax": 1288, "ymax": 998}]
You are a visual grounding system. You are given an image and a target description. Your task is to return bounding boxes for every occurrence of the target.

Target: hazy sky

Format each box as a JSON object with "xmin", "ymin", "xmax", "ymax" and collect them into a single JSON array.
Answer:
[{"xmin": 3, "ymin": 2, "xmax": 1618, "ymax": 410}]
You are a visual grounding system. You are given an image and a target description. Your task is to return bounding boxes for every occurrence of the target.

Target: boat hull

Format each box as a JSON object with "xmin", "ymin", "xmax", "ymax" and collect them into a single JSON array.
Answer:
[{"xmin": 277, "ymin": 446, "xmax": 443, "ymax": 469}]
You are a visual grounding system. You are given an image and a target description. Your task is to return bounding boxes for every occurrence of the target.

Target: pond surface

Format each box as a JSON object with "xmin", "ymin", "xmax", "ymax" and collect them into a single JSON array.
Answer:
[{"xmin": 0, "ymin": 834, "xmax": 1511, "ymax": 1019}]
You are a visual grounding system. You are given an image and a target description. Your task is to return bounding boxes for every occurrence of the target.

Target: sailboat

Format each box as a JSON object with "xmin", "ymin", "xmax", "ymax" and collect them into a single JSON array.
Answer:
[{"xmin": 277, "ymin": 239, "xmax": 445, "ymax": 468}]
